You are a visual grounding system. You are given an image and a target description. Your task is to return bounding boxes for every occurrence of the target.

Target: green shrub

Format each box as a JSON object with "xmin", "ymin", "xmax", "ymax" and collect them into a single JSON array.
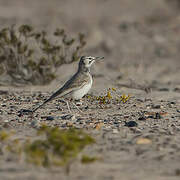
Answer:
[
  {"xmin": 0, "ymin": 125, "xmax": 95, "ymax": 172},
  {"xmin": 0, "ymin": 25, "xmax": 86, "ymax": 85},
  {"xmin": 25, "ymin": 125, "xmax": 95, "ymax": 167}
]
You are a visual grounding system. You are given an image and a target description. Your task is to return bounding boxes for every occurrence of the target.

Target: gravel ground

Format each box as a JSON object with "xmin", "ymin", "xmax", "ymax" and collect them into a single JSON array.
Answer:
[{"xmin": 0, "ymin": 0, "xmax": 180, "ymax": 179}]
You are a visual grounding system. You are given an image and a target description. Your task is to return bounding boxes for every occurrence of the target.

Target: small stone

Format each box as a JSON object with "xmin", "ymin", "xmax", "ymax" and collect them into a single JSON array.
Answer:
[
  {"xmin": 155, "ymin": 113, "xmax": 162, "ymax": 119},
  {"xmin": 2, "ymin": 123, "xmax": 10, "ymax": 128},
  {"xmin": 136, "ymin": 138, "xmax": 152, "ymax": 145},
  {"xmin": 46, "ymin": 116, "xmax": 54, "ymax": 121},
  {"xmin": 138, "ymin": 116, "xmax": 146, "ymax": 121},
  {"xmin": 151, "ymin": 104, "xmax": 162, "ymax": 109},
  {"xmin": 159, "ymin": 112, "xmax": 168, "ymax": 116},
  {"xmin": 144, "ymin": 112, "xmax": 155, "ymax": 118},
  {"xmin": 61, "ymin": 123, "xmax": 67, "ymax": 128},
  {"xmin": 95, "ymin": 122, "xmax": 103, "ymax": 130},
  {"xmin": 144, "ymin": 98, "xmax": 152, "ymax": 102},
  {"xmin": 31, "ymin": 120, "xmax": 40, "ymax": 128},
  {"xmin": 158, "ymin": 88, "xmax": 169, "ymax": 91},
  {"xmin": 146, "ymin": 105, "xmax": 151, "ymax": 109},
  {"xmin": 4, "ymin": 119, "xmax": 9, "ymax": 123},
  {"xmin": 130, "ymin": 127, "xmax": 142, "ymax": 133},
  {"xmin": 61, "ymin": 114, "xmax": 76, "ymax": 121},
  {"xmin": 18, "ymin": 118, "xmax": 24, "ymax": 123},
  {"xmin": 174, "ymin": 87, "xmax": 180, "ymax": 93},
  {"xmin": 0, "ymin": 110, "xmax": 3, "ymax": 115},
  {"xmin": 125, "ymin": 121, "xmax": 138, "ymax": 127},
  {"xmin": 119, "ymin": 22, "xmax": 129, "ymax": 32},
  {"xmin": 170, "ymin": 101, "xmax": 176, "ymax": 104},
  {"xmin": 136, "ymin": 98, "xmax": 144, "ymax": 102},
  {"xmin": 33, "ymin": 99, "xmax": 39, "ymax": 103},
  {"xmin": 10, "ymin": 105, "xmax": 16, "ymax": 109},
  {"xmin": 66, "ymin": 122, "xmax": 73, "ymax": 127}
]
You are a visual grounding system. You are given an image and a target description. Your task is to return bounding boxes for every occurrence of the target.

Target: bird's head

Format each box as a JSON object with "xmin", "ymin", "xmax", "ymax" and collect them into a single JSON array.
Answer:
[{"xmin": 78, "ymin": 56, "xmax": 104, "ymax": 71}]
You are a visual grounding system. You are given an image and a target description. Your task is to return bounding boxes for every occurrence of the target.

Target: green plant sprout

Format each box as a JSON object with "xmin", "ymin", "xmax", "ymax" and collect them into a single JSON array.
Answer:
[
  {"xmin": 81, "ymin": 155, "xmax": 98, "ymax": 164},
  {"xmin": 87, "ymin": 88, "xmax": 131, "ymax": 104}
]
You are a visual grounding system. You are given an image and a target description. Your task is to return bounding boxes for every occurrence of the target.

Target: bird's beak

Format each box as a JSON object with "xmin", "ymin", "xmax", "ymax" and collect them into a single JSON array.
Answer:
[{"xmin": 95, "ymin": 56, "xmax": 104, "ymax": 60}]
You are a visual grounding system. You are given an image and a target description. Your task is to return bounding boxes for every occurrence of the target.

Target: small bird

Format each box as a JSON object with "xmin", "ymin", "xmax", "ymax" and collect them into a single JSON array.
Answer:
[{"xmin": 32, "ymin": 56, "xmax": 104, "ymax": 112}]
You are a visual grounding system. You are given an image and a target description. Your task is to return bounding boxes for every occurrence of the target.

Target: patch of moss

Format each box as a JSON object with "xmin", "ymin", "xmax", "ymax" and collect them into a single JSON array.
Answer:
[
  {"xmin": 81, "ymin": 155, "xmax": 98, "ymax": 164},
  {"xmin": 0, "ymin": 130, "xmax": 12, "ymax": 142},
  {"xmin": 0, "ymin": 125, "xmax": 96, "ymax": 171},
  {"xmin": 25, "ymin": 125, "xmax": 95, "ymax": 167}
]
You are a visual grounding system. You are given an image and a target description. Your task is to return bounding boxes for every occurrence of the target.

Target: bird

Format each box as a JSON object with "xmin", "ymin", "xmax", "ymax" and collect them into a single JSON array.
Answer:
[{"xmin": 31, "ymin": 56, "xmax": 104, "ymax": 113}]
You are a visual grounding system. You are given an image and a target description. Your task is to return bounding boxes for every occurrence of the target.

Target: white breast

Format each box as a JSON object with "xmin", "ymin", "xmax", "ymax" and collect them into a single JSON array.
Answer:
[{"xmin": 72, "ymin": 76, "xmax": 92, "ymax": 100}]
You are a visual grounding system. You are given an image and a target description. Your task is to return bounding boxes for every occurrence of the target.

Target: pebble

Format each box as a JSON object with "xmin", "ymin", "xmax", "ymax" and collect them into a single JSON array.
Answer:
[
  {"xmin": 18, "ymin": 118, "xmax": 24, "ymax": 123},
  {"xmin": 0, "ymin": 110, "xmax": 3, "ymax": 115},
  {"xmin": 3, "ymin": 119, "xmax": 9, "ymax": 123},
  {"xmin": 2, "ymin": 123, "xmax": 10, "ymax": 128},
  {"xmin": 174, "ymin": 87, "xmax": 180, "ymax": 93},
  {"xmin": 119, "ymin": 22, "xmax": 129, "ymax": 32},
  {"xmin": 155, "ymin": 113, "xmax": 162, "ymax": 119},
  {"xmin": 66, "ymin": 122, "xmax": 73, "ymax": 127},
  {"xmin": 144, "ymin": 98, "xmax": 152, "ymax": 102},
  {"xmin": 125, "ymin": 121, "xmax": 138, "ymax": 127},
  {"xmin": 61, "ymin": 114, "xmax": 76, "ymax": 121},
  {"xmin": 138, "ymin": 116, "xmax": 146, "ymax": 121},
  {"xmin": 33, "ymin": 99, "xmax": 39, "ymax": 103},
  {"xmin": 136, "ymin": 98, "xmax": 144, "ymax": 102},
  {"xmin": 31, "ymin": 120, "xmax": 40, "ymax": 128},
  {"xmin": 130, "ymin": 127, "xmax": 142, "ymax": 133},
  {"xmin": 151, "ymin": 104, "xmax": 162, "ymax": 109},
  {"xmin": 167, "ymin": 102, "xmax": 176, "ymax": 108},
  {"xmin": 146, "ymin": 105, "xmax": 151, "ymax": 109},
  {"xmin": 158, "ymin": 88, "xmax": 169, "ymax": 91},
  {"xmin": 46, "ymin": 116, "xmax": 54, "ymax": 121},
  {"xmin": 175, "ymin": 169, "xmax": 180, "ymax": 176}
]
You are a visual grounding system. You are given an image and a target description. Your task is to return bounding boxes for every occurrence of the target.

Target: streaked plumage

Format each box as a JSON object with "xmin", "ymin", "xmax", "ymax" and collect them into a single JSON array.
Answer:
[{"xmin": 32, "ymin": 56, "xmax": 104, "ymax": 112}]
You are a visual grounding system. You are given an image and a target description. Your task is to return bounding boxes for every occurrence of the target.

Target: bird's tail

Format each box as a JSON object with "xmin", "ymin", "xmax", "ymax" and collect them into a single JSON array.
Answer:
[
  {"xmin": 32, "ymin": 96, "xmax": 53, "ymax": 113},
  {"xmin": 32, "ymin": 88, "xmax": 64, "ymax": 113}
]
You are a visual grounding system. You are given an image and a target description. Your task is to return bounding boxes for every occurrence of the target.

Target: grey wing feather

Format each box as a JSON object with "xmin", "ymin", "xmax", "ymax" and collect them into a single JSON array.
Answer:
[{"xmin": 32, "ymin": 72, "xmax": 89, "ymax": 112}]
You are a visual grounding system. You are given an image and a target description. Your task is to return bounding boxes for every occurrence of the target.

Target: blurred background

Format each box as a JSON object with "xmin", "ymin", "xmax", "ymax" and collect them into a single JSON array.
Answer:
[{"xmin": 0, "ymin": 0, "xmax": 179, "ymax": 93}]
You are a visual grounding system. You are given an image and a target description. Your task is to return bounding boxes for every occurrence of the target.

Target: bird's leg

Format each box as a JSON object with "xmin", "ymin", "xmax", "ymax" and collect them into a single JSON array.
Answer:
[
  {"xmin": 72, "ymin": 100, "xmax": 83, "ymax": 114},
  {"xmin": 82, "ymin": 96, "xmax": 89, "ymax": 107},
  {"xmin": 66, "ymin": 101, "xmax": 72, "ymax": 114},
  {"xmin": 66, "ymin": 99, "xmax": 83, "ymax": 114}
]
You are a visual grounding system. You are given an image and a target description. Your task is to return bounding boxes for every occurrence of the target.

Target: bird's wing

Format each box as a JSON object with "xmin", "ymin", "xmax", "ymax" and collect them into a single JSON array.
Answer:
[
  {"xmin": 32, "ymin": 72, "xmax": 89, "ymax": 112},
  {"xmin": 50, "ymin": 72, "xmax": 90, "ymax": 99}
]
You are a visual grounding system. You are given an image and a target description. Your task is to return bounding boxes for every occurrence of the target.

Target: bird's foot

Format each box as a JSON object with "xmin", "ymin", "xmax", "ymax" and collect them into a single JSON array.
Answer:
[{"xmin": 75, "ymin": 99, "xmax": 83, "ymax": 106}]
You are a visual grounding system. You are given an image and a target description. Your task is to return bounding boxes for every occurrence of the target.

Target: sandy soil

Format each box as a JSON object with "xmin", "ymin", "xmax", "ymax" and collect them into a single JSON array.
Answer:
[{"xmin": 0, "ymin": 0, "xmax": 180, "ymax": 179}]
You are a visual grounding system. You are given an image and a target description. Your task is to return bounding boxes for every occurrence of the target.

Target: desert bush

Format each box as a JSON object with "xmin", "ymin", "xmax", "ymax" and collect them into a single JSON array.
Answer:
[
  {"xmin": 0, "ymin": 125, "xmax": 95, "ymax": 173},
  {"xmin": 0, "ymin": 25, "xmax": 86, "ymax": 85}
]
